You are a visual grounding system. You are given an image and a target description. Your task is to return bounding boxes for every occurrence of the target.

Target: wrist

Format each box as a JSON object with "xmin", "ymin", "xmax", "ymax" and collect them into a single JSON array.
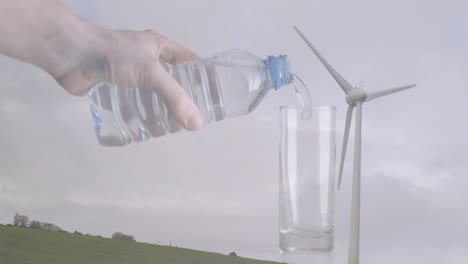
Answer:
[{"xmin": 33, "ymin": 8, "xmax": 106, "ymax": 80}]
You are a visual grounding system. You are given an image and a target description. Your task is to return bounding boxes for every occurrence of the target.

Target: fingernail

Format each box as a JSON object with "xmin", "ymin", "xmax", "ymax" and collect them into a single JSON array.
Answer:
[{"xmin": 187, "ymin": 111, "xmax": 203, "ymax": 131}]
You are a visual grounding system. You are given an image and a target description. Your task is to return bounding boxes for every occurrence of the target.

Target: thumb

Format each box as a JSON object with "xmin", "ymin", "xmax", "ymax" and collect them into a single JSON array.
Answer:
[
  {"xmin": 159, "ymin": 36, "xmax": 199, "ymax": 63},
  {"xmin": 148, "ymin": 63, "xmax": 203, "ymax": 131}
]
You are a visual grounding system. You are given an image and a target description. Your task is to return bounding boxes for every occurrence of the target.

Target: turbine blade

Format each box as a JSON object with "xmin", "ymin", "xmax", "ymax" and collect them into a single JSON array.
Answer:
[
  {"xmin": 293, "ymin": 26, "xmax": 354, "ymax": 94},
  {"xmin": 365, "ymin": 84, "xmax": 416, "ymax": 102},
  {"xmin": 348, "ymin": 103, "xmax": 363, "ymax": 264},
  {"xmin": 338, "ymin": 105, "xmax": 354, "ymax": 190}
]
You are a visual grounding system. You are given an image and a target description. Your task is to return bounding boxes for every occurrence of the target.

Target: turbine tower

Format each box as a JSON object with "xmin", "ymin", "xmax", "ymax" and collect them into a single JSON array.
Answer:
[{"xmin": 293, "ymin": 26, "xmax": 415, "ymax": 264}]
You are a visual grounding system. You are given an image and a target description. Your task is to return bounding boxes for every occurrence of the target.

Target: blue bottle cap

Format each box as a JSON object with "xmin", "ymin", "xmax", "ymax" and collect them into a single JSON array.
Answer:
[{"xmin": 263, "ymin": 55, "xmax": 293, "ymax": 89}]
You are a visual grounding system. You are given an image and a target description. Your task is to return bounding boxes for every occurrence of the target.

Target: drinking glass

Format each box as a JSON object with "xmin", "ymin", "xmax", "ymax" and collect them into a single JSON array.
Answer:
[{"xmin": 279, "ymin": 105, "xmax": 336, "ymax": 252}]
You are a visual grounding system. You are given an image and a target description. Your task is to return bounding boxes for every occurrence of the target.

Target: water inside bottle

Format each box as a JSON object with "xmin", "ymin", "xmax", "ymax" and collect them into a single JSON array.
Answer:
[{"xmin": 292, "ymin": 74, "xmax": 313, "ymax": 120}]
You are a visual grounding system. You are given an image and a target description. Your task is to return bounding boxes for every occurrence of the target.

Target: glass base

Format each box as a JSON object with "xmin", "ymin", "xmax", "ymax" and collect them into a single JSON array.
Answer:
[{"xmin": 279, "ymin": 230, "xmax": 334, "ymax": 253}]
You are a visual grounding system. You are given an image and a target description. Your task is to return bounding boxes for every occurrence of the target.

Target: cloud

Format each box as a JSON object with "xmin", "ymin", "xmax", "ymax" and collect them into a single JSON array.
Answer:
[{"xmin": 1, "ymin": 0, "xmax": 468, "ymax": 262}]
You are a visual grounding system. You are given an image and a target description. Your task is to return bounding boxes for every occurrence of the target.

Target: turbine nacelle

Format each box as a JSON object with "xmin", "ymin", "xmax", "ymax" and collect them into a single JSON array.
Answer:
[{"xmin": 346, "ymin": 88, "xmax": 367, "ymax": 105}]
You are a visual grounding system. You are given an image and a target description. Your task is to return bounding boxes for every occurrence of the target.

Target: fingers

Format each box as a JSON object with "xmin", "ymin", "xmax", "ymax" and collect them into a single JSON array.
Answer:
[
  {"xmin": 159, "ymin": 36, "xmax": 199, "ymax": 64},
  {"xmin": 148, "ymin": 64, "xmax": 202, "ymax": 131}
]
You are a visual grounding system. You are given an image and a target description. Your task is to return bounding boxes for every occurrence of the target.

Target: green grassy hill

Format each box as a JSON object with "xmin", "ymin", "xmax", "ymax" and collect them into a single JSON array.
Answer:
[{"xmin": 0, "ymin": 224, "xmax": 282, "ymax": 264}]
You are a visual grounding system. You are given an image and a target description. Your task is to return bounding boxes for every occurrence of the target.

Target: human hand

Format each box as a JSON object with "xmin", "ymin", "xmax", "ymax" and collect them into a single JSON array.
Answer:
[
  {"xmin": 56, "ymin": 29, "xmax": 203, "ymax": 131},
  {"xmin": 0, "ymin": 0, "xmax": 202, "ymax": 131}
]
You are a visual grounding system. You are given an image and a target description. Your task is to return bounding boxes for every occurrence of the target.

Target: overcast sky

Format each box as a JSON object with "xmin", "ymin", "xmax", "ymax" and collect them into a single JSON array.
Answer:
[{"xmin": 1, "ymin": 0, "xmax": 467, "ymax": 263}]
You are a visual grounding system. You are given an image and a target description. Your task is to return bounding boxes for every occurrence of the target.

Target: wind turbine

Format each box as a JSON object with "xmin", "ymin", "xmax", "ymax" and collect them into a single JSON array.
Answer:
[{"xmin": 293, "ymin": 26, "xmax": 415, "ymax": 264}]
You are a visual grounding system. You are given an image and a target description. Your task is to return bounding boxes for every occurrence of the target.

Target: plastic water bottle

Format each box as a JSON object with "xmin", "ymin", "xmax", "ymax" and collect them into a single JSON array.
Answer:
[{"xmin": 89, "ymin": 50, "xmax": 293, "ymax": 146}]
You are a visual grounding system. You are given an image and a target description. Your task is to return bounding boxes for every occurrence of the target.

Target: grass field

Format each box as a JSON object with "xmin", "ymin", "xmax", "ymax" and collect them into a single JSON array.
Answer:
[{"xmin": 0, "ymin": 224, "xmax": 282, "ymax": 264}]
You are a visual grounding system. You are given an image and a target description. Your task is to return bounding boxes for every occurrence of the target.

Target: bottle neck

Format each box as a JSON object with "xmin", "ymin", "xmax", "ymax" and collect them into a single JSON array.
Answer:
[{"xmin": 263, "ymin": 55, "xmax": 293, "ymax": 90}]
